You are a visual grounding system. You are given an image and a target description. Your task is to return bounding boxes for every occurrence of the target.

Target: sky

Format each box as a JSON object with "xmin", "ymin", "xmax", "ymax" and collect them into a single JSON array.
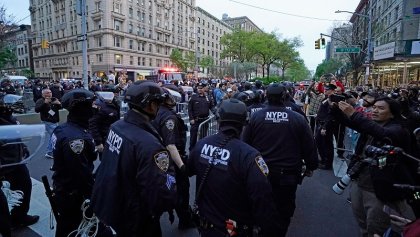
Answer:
[{"xmin": 2, "ymin": 0, "xmax": 361, "ymax": 73}]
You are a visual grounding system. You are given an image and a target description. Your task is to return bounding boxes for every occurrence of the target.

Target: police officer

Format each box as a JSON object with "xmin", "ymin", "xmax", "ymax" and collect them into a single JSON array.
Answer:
[
  {"xmin": 91, "ymin": 81, "xmax": 177, "ymax": 237},
  {"xmin": 242, "ymin": 83, "xmax": 318, "ymax": 237},
  {"xmin": 152, "ymin": 88, "xmax": 194, "ymax": 230},
  {"xmin": 89, "ymin": 91, "xmax": 120, "ymax": 159},
  {"xmin": 51, "ymin": 89, "xmax": 97, "ymax": 237},
  {"xmin": 188, "ymin": 98, "xmax": 281, "ymax": 237},
  {"xmin": 315, "ymin": 84, "xmax": 337, "ymax": 170},
  {"xmin": 0, "ymin": 90, "xmax": 39, "ymax": 232},
  {"xmin": 188, "ymin": 82, "xmax": 214, "ymax": 150},
  {"xmin": 247, "ymin": 89, "xmax": 265, "ymax": 116}
]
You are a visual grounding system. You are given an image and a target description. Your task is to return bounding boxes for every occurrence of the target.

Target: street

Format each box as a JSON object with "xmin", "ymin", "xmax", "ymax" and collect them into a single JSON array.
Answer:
[{"xmin": 11, "ymin": 133, "xmax": 360, "ymax": 237}]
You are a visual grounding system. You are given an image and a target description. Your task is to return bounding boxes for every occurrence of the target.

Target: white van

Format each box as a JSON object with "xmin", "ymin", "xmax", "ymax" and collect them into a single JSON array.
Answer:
[{"xmin": 2, "ymin": 75, "xmax": 29, "ymax": 85}]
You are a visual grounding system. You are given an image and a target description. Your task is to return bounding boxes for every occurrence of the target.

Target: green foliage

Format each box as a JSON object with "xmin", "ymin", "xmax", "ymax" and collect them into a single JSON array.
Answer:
[
  {"xmin": 21, "ymin": 68, "xmax": 35, "ymax": 78},
  {"xmin": 220, "ymin": 29, "xmax": 256, "ymax": 62},
  {"xmin": 284, "ymin": 58, "xmax": 310, "ymax": 82},
  {"xmin": 199, "ymin": 55, "xmax": 214, "ymax": 69},
  {"xmin": 169, "ymin": 49, "xmax": 196, "ymax": 72},
  {"xmin": 0, "ymin": 47, "xmax": 16, "ymax": 69},
  {"xmin": 251, "ymin": 76, "xmax": 282, "ymax": 85},
  {"xmin": 314, "ymin": 59, "xmax": 344, "ymax": 79}
]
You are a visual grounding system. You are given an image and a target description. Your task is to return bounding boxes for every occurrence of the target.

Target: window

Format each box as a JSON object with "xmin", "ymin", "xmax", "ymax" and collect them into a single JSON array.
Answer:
[
  {"xmin": 129, "ymin": 23, "xmax": 133, "ymax": 33},
  {"xmin": 137, "ymin": 57, "xmax": 141, "ymax": 66},
  {"xmin": 96, "ymin": 54, "xmax": 103, "ymax": 62},
  {"xmin": 96, "ymin": 36, "xmax": 102, "ymax": 47},
  {"xmin": 95, "ymin": 1, "xmax": 101, "ymax": 11},
  {"xmin": 130, "ymin": 56, "xmax": 133, "ymax": 65},
  {"xmin": 114, "ymin": 20, "xmax": 122, "ymax": 31},
  {"xmin": 148, "ymin": 44, "xmax": 152, "ymax": 52},
  {"xmin": 115, "ymin": 54, "xmax": 122, "ymax": 64},
  {"xmin": 129, "ymin": 39, "xmax": 133, "ymax": 49},
  {"xmin": 142, "ymin": 57, "xmax": 146, "ymax": 66},
  {"xmin": 114, "ymin": 36, "xmax": 122, "ymax": 47},
  {"xmin": 129, "ymin": 8, "xmax": 133, "ymax": 18},
  {"xmin": 113, "ymin": 1, "xmax": 122, "ymax": 13}
]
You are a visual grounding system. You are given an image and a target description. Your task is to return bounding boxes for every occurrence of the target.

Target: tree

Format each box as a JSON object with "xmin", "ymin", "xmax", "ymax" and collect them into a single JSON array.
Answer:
[
  {"xmin": 220, "ymin": 29, "xmax": 256, "ymax": 63},
  {"xmin": 170, "ymin": 48, "xmax": 187, "ymax": 71},
  {"xmin": 314, "ymin": 59, "xmax": 344, "ymax": 79},
  {"xmin": 199, "ymin": 55, "xmax": 214, "ymax": 75},
  {"xmin": 0, "ymin": 5, "xmax": 18, "ymax": 71},
  {"xmin": 0, "ymin": 47, "xmax": 16, "ymax": 70},
  {"xmin": 276, "ymin": 38, "xmax": 302, "ymax": 80},
  {"xmin": 285, "ymin": 58, "xmax": 311, "ymax": 82}
]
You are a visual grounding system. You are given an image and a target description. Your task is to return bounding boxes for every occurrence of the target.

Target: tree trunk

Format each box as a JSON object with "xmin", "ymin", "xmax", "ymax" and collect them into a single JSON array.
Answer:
[
  {"xmin": 262, "ymin": 64, "xmax": 265, "ymax": 78},
  {"xmin": 267, "ymin": 64, "xmax": 270, "ymax": 78}
]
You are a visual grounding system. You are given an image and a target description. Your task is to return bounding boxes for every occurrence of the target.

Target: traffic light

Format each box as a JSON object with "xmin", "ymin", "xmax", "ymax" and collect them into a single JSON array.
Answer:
[
  {"xmin": 41, "ymin": 39, "xmax": 49, "ymax": 49},
  {"xmin": 315, "ymin": 39, "xmax": 320, "ymax": 49},
  {"xmin": 321, "ymin": 38, "xmax": 326, "ymax": 49}
]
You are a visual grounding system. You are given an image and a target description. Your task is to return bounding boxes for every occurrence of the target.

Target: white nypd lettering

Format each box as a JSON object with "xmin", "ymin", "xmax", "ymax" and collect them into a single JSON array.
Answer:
[
  {"xmin": 200, "ymin": 144, "xmax": 230, "ymax": 165},
  {"xmin": 265, "ymin": 111, "xmax": 289, "ymax": 123},
  {"xmin": 106, "ymin": 130, "xmax": 123, "ymax": 154},
  {"xmin": 250, "ymin": 107, "xmax": 263, "ymax": 115}
]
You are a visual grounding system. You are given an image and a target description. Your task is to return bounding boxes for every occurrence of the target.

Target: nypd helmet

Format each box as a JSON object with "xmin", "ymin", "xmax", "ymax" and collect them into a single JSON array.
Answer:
[
  {"xmin": 218, "ymin": 98, "xmax": 248, "ymax": 125},
  {"xmin": 61, "ymin": 89, "xmax": 95, "ymax": 111},
  {"xmin": 266, "ymin": 83, "xmax": 288, "ymax": 103},
  {"xmin": 124, "ymin": 81, "xmax": 164, "ymax": 108}
]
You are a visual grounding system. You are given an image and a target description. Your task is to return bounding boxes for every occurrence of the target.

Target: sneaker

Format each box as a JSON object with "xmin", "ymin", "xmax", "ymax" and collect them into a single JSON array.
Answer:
[
  {"xmin": 45, "ymin": 153, "xmax": 54, "ymax": 159},
  {"xmin": 12, "ymin": 215, "xmax": 39, "ymax": 229}
]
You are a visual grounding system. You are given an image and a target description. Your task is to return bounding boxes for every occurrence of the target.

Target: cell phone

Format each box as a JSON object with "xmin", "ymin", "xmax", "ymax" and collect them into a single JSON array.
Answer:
[
  {"xmin": 329, "ymin": 94, "xmax": 346, "ymax": 103},
  {"xmin": 383, "ymin": 205, "xmax": 400, "ymax": 216}
]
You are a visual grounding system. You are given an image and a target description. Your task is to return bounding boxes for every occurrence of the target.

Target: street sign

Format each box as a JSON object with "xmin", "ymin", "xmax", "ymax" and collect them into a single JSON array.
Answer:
[
  {"xmin": 77, "ymin": 34, "xmax": 87, "ymax": 42},
  {"xmin": 335, "ymin": 47, "xmax": 361, "ymax": 53}
]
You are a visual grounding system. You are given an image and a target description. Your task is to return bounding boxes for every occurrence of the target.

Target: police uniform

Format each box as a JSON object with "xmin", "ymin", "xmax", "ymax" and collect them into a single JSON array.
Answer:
[
  {"xmin": 89, "ymin": 97, "xmax": 120, "ymax": 158},
  {"xmin": 188, "ymin": 85, "xmax": 213, "ymax": 149},
  {"xmin": 0, "ymin": 98, "xmax": 38, "ymax": 231},
  {"xmin": 50, "ymin": 89, "xmax": 97, "ymax": 237},
  {"xmin": 243, "ymin": 104, "xmax": 318, "ymax": 237},
  {"xmin": 189, "ymin": 130, "xmax": 281, "ymax": 237},
  {"xmin": 315, "ymin": 98, "xmax": 335, "ymax": 169},
  {"xmin": 91, "ymin": 81, "xmax": 177, "ymax": 237},
  {"xmin": 152, "ymin": 104, "xmax": 192, "ymax": 228}
]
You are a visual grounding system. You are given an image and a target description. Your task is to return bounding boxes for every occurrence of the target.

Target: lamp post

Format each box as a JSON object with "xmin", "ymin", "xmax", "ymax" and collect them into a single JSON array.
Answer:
[{"xmin": 336, "ymin": 6, "xmax": 372, "ymax": 85}]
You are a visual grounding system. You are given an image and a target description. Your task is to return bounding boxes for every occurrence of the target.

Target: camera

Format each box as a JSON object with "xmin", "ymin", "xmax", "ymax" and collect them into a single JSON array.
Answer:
[
  {"xmin": 329, "ymin": 94, "xmax": 346, "ymax": 103},
  {"xmin": 332, "ymin": 145, "xmax": 400, "ymax": 195}
]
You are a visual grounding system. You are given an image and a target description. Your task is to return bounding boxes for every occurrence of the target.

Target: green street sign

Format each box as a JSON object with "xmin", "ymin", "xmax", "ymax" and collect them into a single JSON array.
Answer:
[{"xmin": 335, "ymin": 47, "xmax": 361, "ymax": 53}]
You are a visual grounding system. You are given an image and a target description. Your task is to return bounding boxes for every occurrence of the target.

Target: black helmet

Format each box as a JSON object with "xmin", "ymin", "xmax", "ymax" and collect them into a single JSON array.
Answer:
[
  {"xmin": 61, "ymin": 89, "xmax": 95, "ymax": 111},
  {"xmin": 0, "ymin": 79, "xmax": 16, "ymax": 95},
  {"xmin": 161, "ymin": 87, "xmax": 177, "ymax": 107},
  {"xmin": 255, "ymin": 80, "xmax": 263, "ymax": 89},
  {"xmin": 124, "ymin": 81, "xmax": 164, "ymax": 108},
  {"xmin": 218, "ymin": 98, "xmax": 248, "ymax": 125},
  {"xmin": 266, "ymin": 83, "xmax": 287, "ymax": 104},
  {"xmin": 266, "ymin": 83, "xmax": 287, "ymax": 96}
]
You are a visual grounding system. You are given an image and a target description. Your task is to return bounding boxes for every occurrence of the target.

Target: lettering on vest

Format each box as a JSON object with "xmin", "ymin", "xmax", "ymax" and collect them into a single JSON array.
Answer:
[
  {"xmin": 106, "ymin": 130, "xmax": 123, "ymax": 154},
  {"xmin": 200, "ymin": 144, "xmax": 230, "ymax": 165},
  {"xmin": 265, "ymin": 111, "xmax": 289, "ymax": 123}
]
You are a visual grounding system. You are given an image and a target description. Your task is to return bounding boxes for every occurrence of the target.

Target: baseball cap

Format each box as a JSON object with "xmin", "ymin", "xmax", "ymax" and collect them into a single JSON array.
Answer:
[{"xmin": 227, "ymin": 88, "xmax": 233, "ymax": 93}]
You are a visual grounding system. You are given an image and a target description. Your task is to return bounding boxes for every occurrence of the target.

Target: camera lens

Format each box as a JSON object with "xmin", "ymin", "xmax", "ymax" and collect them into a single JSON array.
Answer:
[{"xmin": 332, "ymin": 174, "xmax": 352, "ymax": 195}]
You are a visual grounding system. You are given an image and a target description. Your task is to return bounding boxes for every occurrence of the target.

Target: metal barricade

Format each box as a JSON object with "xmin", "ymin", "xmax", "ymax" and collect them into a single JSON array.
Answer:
[
  {"xmin": 197, "ymin": 115, "xmax": 218, "ymax": 141},
  {"xmin": 176, "ymin": 102, "xmax": 189, "ymax": 119}
]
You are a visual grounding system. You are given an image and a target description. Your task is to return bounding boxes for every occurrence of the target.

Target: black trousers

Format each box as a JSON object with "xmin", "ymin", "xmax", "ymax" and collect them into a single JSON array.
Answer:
[
  {"xmin": 1, "ymin": 165, "xmax": 32, "ymax": 223},
  {"xmin": 175, "ymin": 156, "xmax": 191, "ymax": 224},
  {"xmin": 116, "ymin": 215, "xmax": 162, "ymax": 237},
  {"xmin": 315, "ymin": 124, "xmax": 334, "ymax": 167},
  {"xmin": 189, "ymin": 119, "xmax": 208, "ymax": 150},
  {"xmin": 268, "ymin": 176, "xmax": 298, "ymax": 237},
  {"xmin": 54, "ymin": 191, "xmax": 85, "ymax": 237},
  {"xmin": 0, "ymin": 186, "xmax": 11, "ymax": 237}
]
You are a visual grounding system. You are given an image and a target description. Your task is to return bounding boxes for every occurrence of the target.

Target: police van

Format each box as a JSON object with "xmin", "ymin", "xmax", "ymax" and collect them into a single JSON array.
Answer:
[{"xmin": 1, "ymin": 75, "xmax": 29, "ymax": 85}]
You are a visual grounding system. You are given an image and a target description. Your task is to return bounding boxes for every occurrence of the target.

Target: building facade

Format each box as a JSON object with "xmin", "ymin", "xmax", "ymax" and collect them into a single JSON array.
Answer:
[
  {"xmin": 222, "ymin": 14, "xmax": 262, "ymax": 33},
  {"xmin": 30, "ymin": 0, "xmax": 196, "ymax": 81},
  {"xmin": 1, "ymin": 25, "xmax": 34, "ymax": 77},
  {"xmin": 196, "ymin": 7, "xmax": 232, "ymax": 76},
  {"xmin": 350, "ymin": 0, "xmax": 420, "ymax": 86}
]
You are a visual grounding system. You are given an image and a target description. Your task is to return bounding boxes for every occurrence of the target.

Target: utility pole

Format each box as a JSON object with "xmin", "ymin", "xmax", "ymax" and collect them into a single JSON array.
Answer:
[
  {"xmin": 81, "ymin": 0, "xmax": 88, "ymax": 89},
  {"xmin": 365, "ymin": 0, "xmax": 373, "ymax": 85}
]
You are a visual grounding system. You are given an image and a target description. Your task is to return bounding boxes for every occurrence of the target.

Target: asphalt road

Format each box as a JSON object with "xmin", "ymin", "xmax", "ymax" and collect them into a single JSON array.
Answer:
[{"xmin": 13, "ymin": 129, "xmax": 360, "ymax": 237}]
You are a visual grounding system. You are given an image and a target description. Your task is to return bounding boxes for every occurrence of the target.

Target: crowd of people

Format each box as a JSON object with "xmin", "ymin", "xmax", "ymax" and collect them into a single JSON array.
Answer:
[{"xmin": 0, "ymin": 72, "xmax": 420, "ymax": 237}]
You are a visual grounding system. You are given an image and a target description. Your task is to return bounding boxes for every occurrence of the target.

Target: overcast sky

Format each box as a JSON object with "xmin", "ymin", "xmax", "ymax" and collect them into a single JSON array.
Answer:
[{"xmin": 2, "ymin": 0, "xmax": 360, "ymax": 72}]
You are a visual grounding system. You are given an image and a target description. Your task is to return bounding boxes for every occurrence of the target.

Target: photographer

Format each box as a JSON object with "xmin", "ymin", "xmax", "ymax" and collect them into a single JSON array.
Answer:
[
  {"xmin": 336, "ymin": 97, "xmax": 416, "ymax": 237},
  {"xmin": 35, "ymin": 88, "xmax": 62, "ymax": 159}
]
